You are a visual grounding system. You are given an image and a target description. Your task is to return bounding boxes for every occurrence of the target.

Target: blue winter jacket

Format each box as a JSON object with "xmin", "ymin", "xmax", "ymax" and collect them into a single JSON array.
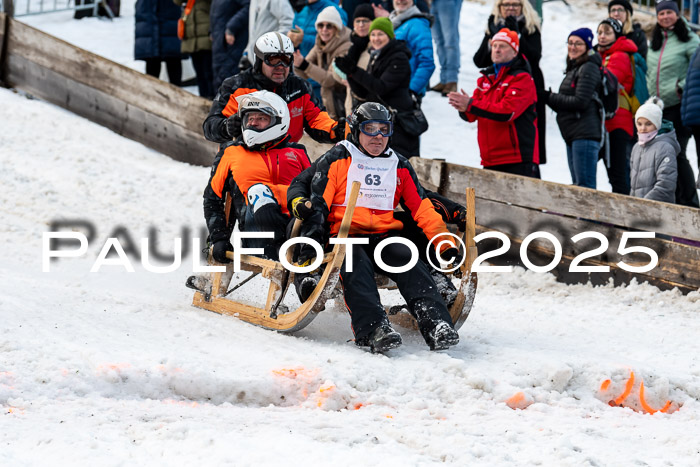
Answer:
[
  {"xmin": 392, "ymin": 10, "xmax": 435, "ymax": 95},
  {"xmin": 134, "ymin": 0, "xmax": 183, "ymax": 60},
  {"xmin": 210, "ymin": 0, "xmax": 250, "ymax": 89},
  {"xmin": 293, "ymin": 0, "xmax": 348, "ymax": 57},
  {"xmin": 681, "ymin": 44, "xmax": 700, "ymax": 126}
]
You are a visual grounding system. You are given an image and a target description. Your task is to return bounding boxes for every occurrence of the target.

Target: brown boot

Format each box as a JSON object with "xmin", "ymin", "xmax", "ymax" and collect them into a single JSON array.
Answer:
[
  {"xmin": 441, "ymin": 82, "xmax": 457, "ymax": 96},
  {"xmin": 429, "ymin": 82, "xmax": 445, "ymax": 93}
]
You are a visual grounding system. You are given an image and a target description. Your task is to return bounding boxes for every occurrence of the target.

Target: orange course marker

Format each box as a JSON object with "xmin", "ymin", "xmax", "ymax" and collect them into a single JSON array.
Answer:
[
  {"xmin": 639, "ymin": 381, "xmax": 672, "ymax": 414},
  {"xmin": 611, "ymin": 371, "xmax": 635, "ymax": 406}
]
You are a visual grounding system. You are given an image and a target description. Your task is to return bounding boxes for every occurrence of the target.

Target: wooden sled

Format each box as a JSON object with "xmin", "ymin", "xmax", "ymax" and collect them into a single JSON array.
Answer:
[{"xmin": 190, "ymin": 184, "xmax": 478, "ymax": 334}]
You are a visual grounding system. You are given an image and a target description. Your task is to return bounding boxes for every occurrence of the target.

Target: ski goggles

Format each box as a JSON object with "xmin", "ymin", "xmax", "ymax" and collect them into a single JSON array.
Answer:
[
  {"xmin": 359, "ymin": 120, "xmax": 393, "ymax": 137},
  {"xmin": 263, "ymin": 53, "xmax": 293, "ymax": 68}
]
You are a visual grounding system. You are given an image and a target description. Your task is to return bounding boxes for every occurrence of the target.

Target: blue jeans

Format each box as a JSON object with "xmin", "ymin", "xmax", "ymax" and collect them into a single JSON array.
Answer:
[
  {"xmin": 566, "ymin": 139, "xmax": 600, "ymax": 189},
  {"xmin": 431, "ymin": 0, "xmax": 461, "ymax": 83}
]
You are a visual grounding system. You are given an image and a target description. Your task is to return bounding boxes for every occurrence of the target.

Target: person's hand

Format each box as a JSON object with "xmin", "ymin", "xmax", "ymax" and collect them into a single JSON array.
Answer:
[
  {"xmin": 331, "ymin": 117, "xmax": 346, "ymax": 142},
  {"xmin": 447, "ymin": 89, "xmax": 470, "ymax": 113},
  {"xmin": 373, "ymin": 4, "xmax": 390, "ymax": 18},
  {"xmin": 439, "ymin": 247, "xmax": 463, "ymax": 267},
  {"xmin": 504, "ymin": 15, "xmax": 520, "ymax": 35},
  {"xmin": 225, "ymin": 31, "xmax": 235, "ymax": 46},
  {"xmin": 293, "ymin": 49, "xmax": 306, "ymax": 68},
  {"xmin": 454, "ymin": 206, "xmax": 467, "ymax": 232},
  {"xmin": 291, "ymin": 197, "xmax": 314, "ymax": 220},
  {"xmin": 287, "ymin": 26, "xmax": 304, "ymax": 48},
  {"xmin": 486, "ymin": 14, "xmax": 499, "ymax": 36},
  {"xmin": 537, "ymin": 88, "xmax": 551, "ymax": 104},
  {"xmin": 225, "ymin": 113, "xmax": 242, "ymax": 140},
  {"xmin": 212, "ymin": 240, "xmax": 233, "ymax": 263},
  {"xmin": 335, "ymin": 55, "xmax": 357, "ymax": 76}
]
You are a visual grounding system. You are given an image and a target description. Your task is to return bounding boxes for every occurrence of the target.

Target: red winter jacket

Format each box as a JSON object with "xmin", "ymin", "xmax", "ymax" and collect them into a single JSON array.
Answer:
[
  {"xmin": 599, "ymin": 37, "xmax": 638, "ymax": 137},
  {"xmin": 460, "ymin": 54, "xmax": 539, "ymax": 167}
]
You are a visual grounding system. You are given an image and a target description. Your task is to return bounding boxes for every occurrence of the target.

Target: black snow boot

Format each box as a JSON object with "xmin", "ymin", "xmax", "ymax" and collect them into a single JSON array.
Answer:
[
  {"xmin": 430, "ymin": 269, "xmax": 458, "ymax": 309},
  {"xmin": 356, "ymin": 322, "xmax": 402, "ymax": 353},
  {"xmin": 293, "ymin": 271, "xmax": 321, "ymax": 302},
  {"xmin": 426, "ymin": 321, "xmax": 459, "ymax": 351}
]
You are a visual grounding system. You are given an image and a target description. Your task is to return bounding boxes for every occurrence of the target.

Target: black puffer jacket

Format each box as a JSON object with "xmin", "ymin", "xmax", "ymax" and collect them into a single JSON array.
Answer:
[
  {"xmin": 346, "ymin": 39, "xmax": 418, "ymax": 157},
  {"xmin": 546, "ymin": 51, "xmax": 603, "ymax": 146}
]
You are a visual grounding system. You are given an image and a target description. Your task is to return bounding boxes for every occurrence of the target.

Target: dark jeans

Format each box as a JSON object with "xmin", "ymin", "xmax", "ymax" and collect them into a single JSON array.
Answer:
[
  {"xmin": 145, "ymin": 57, "xmax": 182, "ymax": 86},
  {"xmin": 190, "ymin": 50, "xmax": 215, "ymax": 99},
  {"xmin": 485, "ymin": 162, "xmax": 541, "ymax": 179},
  {"xmin": 691, "ymin": 125, "xmax": 700, "ymax": 168},
  {"xmin": 339, "ymin": 234, "xmax": 452, "ymax": 341},
  {"xmin": 599, "ymin": 128, "xmax": 631, "ymax": 195},
  {"xmin": 663, "ymin": 104, "xmax": 699, "ymax": 207}
]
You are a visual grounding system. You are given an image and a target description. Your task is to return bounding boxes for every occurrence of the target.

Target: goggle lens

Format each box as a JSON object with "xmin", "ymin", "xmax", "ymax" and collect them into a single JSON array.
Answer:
[
  {"xmin": 264, "ymin": 54, "xmax": 293, "ymax": 68},
  {"xmin": 359, "ymin": 120, "xmax": 393, "ymax": 137}
]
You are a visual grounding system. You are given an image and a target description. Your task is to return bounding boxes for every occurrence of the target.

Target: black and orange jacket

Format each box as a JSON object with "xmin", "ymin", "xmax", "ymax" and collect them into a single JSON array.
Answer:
[
  {"xmin": 203, "ymin": 137, "xmax": 311, "ymax": 243},
  {"xmin": 287, "ymin": 140, "xmax": 451, "ymax": 245},
  {"xmin": 203, "ymin": 68, "xmax": 339, "ymax": 145}
]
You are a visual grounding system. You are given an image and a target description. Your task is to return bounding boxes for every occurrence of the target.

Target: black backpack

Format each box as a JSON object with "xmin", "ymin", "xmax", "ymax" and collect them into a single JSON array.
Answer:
[{"xmin": 573, "ymin": 63, "xmax": 620, "ymax": 120}]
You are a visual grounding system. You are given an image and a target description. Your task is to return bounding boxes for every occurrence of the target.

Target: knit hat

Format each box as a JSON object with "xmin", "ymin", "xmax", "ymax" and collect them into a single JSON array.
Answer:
[
  {"xmin": 569, "ymin": 27, "xmax": 594, "ymax": 50},
  {"xmin": 599, "ymin": 18, "xmax": 623, "ymax": 38},
  {"xmin": 635, "ymin": 97, "xmax": 665, "ymax": 129},
  {"xmin": 492, "ymin": 28, "xmax": 520, "ymax": 53},
  {"xmin": 608, "ymin": 0, "xmax": 633, "ymax": 15},
  {"xmin": 369, "ymin": 17, "xmax": 395, "ymax": 40},
  {"xmin": 352, "ymin": 3, "xmax": 375, "ymax": 23},
  {"xmin": 315, "ymin": 6, "xmax": 343, "ymax": 31},
  {"xmin": 656, "ymin": 0, "xmax": 680, "ymax": 15}
]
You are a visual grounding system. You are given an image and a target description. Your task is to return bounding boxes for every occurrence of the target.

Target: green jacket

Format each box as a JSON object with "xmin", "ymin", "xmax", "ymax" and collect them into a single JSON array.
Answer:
[
  {"xmin": 174, "ymin": 0, "xmax": 212, "ymax": 53},
  {"xmin": 646, "ymin": 24, "xmax": 700, "ymax": 107}
]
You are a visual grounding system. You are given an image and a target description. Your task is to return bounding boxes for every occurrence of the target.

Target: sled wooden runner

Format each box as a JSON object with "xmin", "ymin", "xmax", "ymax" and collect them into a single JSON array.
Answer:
[
  {"xmin": 191, "ymin": 181, "xmax": 362, "ymax": 333},
  {"xmin": 386, "ymin": 188, "xmax": 478, "ymax": 332}
]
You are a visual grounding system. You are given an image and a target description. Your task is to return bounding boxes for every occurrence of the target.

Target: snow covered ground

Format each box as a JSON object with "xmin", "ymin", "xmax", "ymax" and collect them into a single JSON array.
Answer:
[{"xmin": 1, "ymin": 1, "xmax": 699, "ymax": 465}]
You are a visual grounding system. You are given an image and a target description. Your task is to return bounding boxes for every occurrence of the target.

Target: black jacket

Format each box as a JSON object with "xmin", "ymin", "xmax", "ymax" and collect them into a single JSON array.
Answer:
[
  {"xmin": 546, "ymin": 52, "xmax": 603, "ymax": 146},
  {"xmin": 627, "ymin": 22, "xmax": 648, "ymax": 60}
]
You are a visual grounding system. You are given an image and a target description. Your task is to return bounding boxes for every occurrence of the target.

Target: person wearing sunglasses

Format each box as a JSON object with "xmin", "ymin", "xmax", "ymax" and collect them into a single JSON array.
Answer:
[
  {"xmin": 204, "ymin": 32, "xmax": 346, "ymax": 147},
  {"xmin": 286, "ymin": 102, "xmax": 461, "ymax": 352},
  {"xmin": 448, "ymin": 28, "xmax": 540, "ymax": 179},
  {"xmin": 293, "ymin": 6, "xmax": 352, "ymax": 119}
]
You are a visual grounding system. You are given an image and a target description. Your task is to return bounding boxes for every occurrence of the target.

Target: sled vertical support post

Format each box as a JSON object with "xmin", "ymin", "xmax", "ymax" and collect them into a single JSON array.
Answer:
[
  {"xmin": 0, "ymin": 10, "xmax": 10, "ymax": 87},
  {"xmin": 465, "ymin": 188, "xmax": 477, "ymax": 270}
]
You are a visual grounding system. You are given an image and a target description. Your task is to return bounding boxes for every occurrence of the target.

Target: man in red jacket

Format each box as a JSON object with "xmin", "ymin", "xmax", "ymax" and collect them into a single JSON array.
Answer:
[{"xmin": 447, "ymin": 28, "xmax": 540, "ymax": 178}]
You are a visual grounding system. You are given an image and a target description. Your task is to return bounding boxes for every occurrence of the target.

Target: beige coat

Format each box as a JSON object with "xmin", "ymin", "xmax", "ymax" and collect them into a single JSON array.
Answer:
[{"xmin": 296, "ymin": 27, "xmax": 352, "ymax": 119}]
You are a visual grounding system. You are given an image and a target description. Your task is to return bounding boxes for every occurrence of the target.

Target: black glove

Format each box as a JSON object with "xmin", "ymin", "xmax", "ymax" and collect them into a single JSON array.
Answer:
[
  {"xmin": 409, "ymin": 90, "xmax": 422, "ymax": 107},
  {"xmin": 538, "ymin": 88, "xmax": 551, "ymax": 104},
  {"xmin": 334, "ymin": 55, "xmax": 358, "ymax": 76},
  {"xmin": 504, "ymin": 15, "xmax": 520, "ymax": 35},
  {"xmin": 291, "ymin": 197, "xmax": 314, "ymax": 220},
  {"xmin": 239, "ymin": 53, "xmax": 252, "ymax": 71},
  {"xmin": 454, "ymin": 207, "xmax": 467, "ymax": 232},
  {"xmin": 225, "ymin": 113, "xmax": 242, "ymax": 140},
  {"xmin": 487, "ymin": 15, "xmax": 499, "ymax": 36},
  {"xmin": 332, "ymin": 117, "xmax": 346, "ymax": 142},
  {"xmin": 212, "ymin": 240, "xmax": 233, "ymax": 263},
  {"xmin": 440, "ymin": 247, "xmax": 463, "ymax": 266}
]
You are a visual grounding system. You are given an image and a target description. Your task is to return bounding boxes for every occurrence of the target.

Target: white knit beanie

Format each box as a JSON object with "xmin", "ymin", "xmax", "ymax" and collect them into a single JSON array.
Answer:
[
  {"xmin": 635, "ymin": 96, "xmax": 665, "ymax": 129},
  {"xmin": 315, "ymin": 6, "xmax": 343, "ymax": 31}
]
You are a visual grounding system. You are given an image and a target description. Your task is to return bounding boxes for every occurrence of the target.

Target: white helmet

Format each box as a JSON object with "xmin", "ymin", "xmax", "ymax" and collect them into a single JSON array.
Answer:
[
  {"xmin": 254, "ymin": 32, "xmax": 294, "ymax": 67},
  {"xmin": 235, "ymin": 90, "xmax": 290, "ymax": 149}
]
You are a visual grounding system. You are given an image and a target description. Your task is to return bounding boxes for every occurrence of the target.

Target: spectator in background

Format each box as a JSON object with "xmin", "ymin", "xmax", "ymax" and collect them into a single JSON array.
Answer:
[
  {"xmin": 135, "ymin": 0, "xmax": 183, "ymax": 85},
  {"xmin": 210, "ymin": 0, "xmax": 249, "ymax": 90},
  {"xmin": 175, "ymin": 0, "xmax": 215, "ymax": 99},
  {"xmin": 608, "ymin": 0, "xmax": 648, "ymax": 59},
  {"xmin": 332, "ymin": 4, "xmax": 375, "ymax": 116},
  {"xmin": 543, "ymin": 28, "xmax": 602, "ymax": 189},
  {"xmin": 595, "ymin": 18, "xmax": 637, "ymax": 195},
  {"xmin": 429, "ymin": 0, "xmax": 462, "ymax": 97},
  {"xmin": 473, "ymin": 0, "xmax": 546, "ymax": 164},
  {"xmin": 294, "ymin": 6, "xmax": 352, "ymax": 119},
  {"xmin": 682, "ymin": 45, "xmax": 700, "ymax": 170},
  {"xmin": 448, "ymin": 28, "xmax": 540, "ymax": 178},
  {"xmin": 374, "ymin": 0, "xmax": 435, "ymax": 97},
  {"xmin": 630, "ymin": 97, "xmax": 679, "ymax": 204},
  {"xmin": 242, "ymin": 0, "xmax": 295, "ymax": 69},
  {"xmin": 646, "ymin": 0, "xmax": 699, "ymax": 207},
  {"xmin": 335, "ymin": 17, "xmax": 419, "ymax": 156}
]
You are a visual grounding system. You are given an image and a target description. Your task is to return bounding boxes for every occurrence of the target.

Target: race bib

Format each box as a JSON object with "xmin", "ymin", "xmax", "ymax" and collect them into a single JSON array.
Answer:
[{"xmin": 339, "ymin": 140, "xmax": 398, "ymax": 211}]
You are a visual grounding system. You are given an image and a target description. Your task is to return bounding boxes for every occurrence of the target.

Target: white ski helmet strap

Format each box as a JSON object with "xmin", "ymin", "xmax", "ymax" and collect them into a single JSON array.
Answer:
[
  {"xmin": 235, "ymin": 90, "xmax": 290, "ymax": 148},
  {"xmin": 254, "ymin": 32, "xmax": 294, "ymax": 66}
]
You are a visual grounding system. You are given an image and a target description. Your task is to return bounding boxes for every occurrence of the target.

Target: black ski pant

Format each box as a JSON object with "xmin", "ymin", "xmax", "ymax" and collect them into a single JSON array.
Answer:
[
  {"xmin": 190, "ymin": 50, "xmax": 215, "ymax": 100},
  {"xmin": 339, "ymin": 234, "xmax": 452, "ymax": 342},
  {"xmin": 663, "ymin": 104, "xmax": 700, "ymax": 207},
  {"xmin": 145, "ymin": 57, "xmax": 182, "ymax": 86},
  {"xmin": 599, "ymin": 128, "xmax": 631, "ymax": 195},
  {"xmin": 241, "ymin": 204, "xmax": 290, "ymax": 260}
]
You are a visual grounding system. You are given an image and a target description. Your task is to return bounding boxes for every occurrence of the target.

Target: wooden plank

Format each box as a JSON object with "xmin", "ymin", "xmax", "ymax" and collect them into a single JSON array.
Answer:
[
  {"xmin": 6, "ymin": 53, "xmax": 217, "ymax": 166},
  {"xmin": 412, "ymin": 158, "xmax": 700, "ymax": 241},
  {"xmin": 471, "ymin": 197, "xmax": 700, "ymax": 290},
  {"xmin": 6, "ymin": 17, "xmax": 210, "ymax": 132}
]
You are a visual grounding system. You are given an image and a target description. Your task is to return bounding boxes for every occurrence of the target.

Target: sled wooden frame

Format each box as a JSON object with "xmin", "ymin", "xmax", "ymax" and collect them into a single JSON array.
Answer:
[{"xmin": 192, "ymin": 184, "xmax": 478, "ymax": 333}]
